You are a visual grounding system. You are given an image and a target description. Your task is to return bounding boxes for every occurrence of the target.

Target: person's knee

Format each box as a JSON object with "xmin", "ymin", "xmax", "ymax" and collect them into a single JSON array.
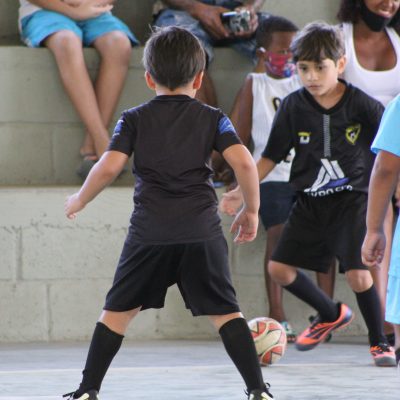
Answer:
[
  {"xmin": 268, "ymin": 261, "xmax": 294, "ymax": 286},
  {"xmin": 46, "ymin": 30, "xmax": 82, "ymax": 57},
  {"xmin": 208, "ymin": 312, "xmax": 243, "ymax": 331},
  {"xmin": 95, "ymin": 31, "xmax": 132, "ymax": 64},
  {"xmin": 345, "ymin": 269, "xmax": 373, "ymax": 292}
]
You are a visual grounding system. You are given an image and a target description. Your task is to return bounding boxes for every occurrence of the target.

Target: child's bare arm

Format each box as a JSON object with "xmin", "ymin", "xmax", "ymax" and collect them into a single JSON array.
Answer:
[
  {"xmin": 27, "ymin": 0, "xmax": 112, "ymax": 20},
  {"xmin": 221, "ymin": 144, "xmax": 259, "ymax": 243},
  {"xmin": 362, "ymin": 150, "xmax": 400, "ymax": 267},
  {"xmin": 219, "ymin": 156, "xmax": 276, "ymax": 216},
  {"xmin": 65, "ymin": 151, "xmax": 128, "ymax": 219}
]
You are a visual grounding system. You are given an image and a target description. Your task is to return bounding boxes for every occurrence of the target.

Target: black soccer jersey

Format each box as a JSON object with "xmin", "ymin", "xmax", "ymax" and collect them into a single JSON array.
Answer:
[
  {"xmin": 108, "ymin": 94, "xmax": 241, "ymax": 244},
  {"xmin": 262, "ymin": 81, "xmax": 384, "ymax": 197}
]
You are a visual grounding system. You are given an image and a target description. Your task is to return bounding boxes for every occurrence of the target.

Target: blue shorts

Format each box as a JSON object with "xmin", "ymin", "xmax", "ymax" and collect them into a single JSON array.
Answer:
[
  {"xmin": 386, "ymin": 274, "xmax": 400, "ymax": 324},
  {"xmin": 259, "ymin": 181, "xmax": 296, "ymax": 230},
  {"xmin": 154, "ymin": 1, "xmax": 267, "ymax": 63},
  {"xmin": 20, "ymin": 10, "xmax": 138, "ymax": 48}
]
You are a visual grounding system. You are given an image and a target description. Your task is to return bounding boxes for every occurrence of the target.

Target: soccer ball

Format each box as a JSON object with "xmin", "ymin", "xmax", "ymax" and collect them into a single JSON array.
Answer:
[{"xmin": 248, "ymin": 317, "xmax": 287, "ymax": 366}]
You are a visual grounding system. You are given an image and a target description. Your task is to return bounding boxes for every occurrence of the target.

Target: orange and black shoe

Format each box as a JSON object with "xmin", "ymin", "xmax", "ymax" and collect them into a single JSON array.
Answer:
[
  {"xmin": 370, "ymin": 343, "xmax": 396, "ymax": 367},
  {"xmin": 295, "ymin": 303, "xmax": 354, "ymax": 351}
]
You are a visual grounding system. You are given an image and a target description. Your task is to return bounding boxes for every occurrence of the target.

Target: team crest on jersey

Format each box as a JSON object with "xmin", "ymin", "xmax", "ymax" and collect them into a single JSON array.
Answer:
[
  {"xmin": 298, "ymin": 131, "xmax": 311, "ymax": 144},
  {"xmin": 345, "ymin": 124, "xmax": 361, "ymax": 145}
]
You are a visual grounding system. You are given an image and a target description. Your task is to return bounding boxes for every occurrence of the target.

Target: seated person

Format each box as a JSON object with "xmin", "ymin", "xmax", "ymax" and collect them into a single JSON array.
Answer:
[{"xmin": 18, "ymin": 0, "xmax": 138, "ymax": 179}]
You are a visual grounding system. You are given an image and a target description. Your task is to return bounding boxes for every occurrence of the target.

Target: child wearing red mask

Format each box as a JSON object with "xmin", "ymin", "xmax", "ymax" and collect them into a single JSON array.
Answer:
[{"xmin": 226, "ymin": 15, "xmax": 336, "ymax": 343}]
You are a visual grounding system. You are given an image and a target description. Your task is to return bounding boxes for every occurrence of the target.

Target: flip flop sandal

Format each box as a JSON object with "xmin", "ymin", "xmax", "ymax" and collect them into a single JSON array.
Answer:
[{"xmin": 76, "ymin": 154, "xmax": 98, "ymax": 180}]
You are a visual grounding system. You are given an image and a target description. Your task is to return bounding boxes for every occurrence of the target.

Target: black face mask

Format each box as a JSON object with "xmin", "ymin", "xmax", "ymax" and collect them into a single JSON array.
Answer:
[{"xmin": 360, "ymin": 0, "xmax": 393, "ymax": 31}]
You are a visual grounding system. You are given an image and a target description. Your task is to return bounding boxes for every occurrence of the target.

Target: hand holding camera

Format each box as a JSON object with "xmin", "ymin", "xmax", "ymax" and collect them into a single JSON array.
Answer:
[{"xmin": 221, "ymin": 10, "xmax": 251, "ymax": 34}]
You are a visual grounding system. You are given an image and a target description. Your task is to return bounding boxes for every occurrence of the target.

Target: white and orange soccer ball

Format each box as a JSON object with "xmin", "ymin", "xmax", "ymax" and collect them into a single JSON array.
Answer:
[{"xmin": 248, "ymin": 317, "xmax": 287, "ymax": 366}]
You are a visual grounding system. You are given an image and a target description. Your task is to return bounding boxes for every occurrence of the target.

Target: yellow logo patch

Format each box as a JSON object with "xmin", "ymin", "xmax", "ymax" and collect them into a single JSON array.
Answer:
[
  {"xmin": 345, "ymin": 124, "xmax": 361, "ymax": 145},
  {"xmin": 298, "ymin": 131, "xmax": 311, "ymax": 144}
]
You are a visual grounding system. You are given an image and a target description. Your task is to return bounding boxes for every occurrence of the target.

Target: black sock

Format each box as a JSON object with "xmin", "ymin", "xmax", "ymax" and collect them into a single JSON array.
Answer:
[
  {"xmin": 355, "ymin": 285, "xmax": 386, "ymax": 346},
  {"xmin": 284, "ymin": 270, "xmax": 338, "ymax": 322},
  {"xmin": 219, "ymin": 318, "xmax": 265, "ymax": 393},
  {"xmin": 74, "ymin": 322, "xmax": 124, "ymax": 398}
]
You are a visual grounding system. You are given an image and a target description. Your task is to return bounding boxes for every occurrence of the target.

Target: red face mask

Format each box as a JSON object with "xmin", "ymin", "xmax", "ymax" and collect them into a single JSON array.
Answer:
[{"xmin": 265, "ymin": 51, "xmax": 295, "ymax": 78}]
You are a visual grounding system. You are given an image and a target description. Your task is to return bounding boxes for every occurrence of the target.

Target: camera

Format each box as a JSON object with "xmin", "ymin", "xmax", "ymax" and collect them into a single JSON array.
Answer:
[{"xmin": 221, "ymin": 10, "xmax": 251, "ymax": 34}]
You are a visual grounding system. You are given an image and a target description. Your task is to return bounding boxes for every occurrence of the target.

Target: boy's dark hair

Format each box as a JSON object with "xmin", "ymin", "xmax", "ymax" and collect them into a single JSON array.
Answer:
[
  {"xmin": 290, "ymin": 21, "xmax": 345, "ymax": 63},
  {"xmin": 143, "ymin": 26, "xmax": 206, "ymax": 90},
  {"xmin": 336, "ymin": 0, "xmax": 400, "ymax": 28},
  {"xmin": 255, "ymin": 14, "xmax": 298, "ymax": 48}
]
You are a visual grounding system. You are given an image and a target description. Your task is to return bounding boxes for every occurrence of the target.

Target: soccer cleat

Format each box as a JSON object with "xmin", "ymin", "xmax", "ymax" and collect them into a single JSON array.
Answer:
[
  {"xmin": 370, "ymin": 343, "xmax": 396, "ymax": 367},
  {"xmin": 308, "ymin": 315, "xmax": 332, "ymax": 343},
  {"xmin": 63, "ymin": 390, "xmax": 99, "ymax": 400},
  {"xmin": 295, "ymin": 303, "xmax": 354, "ymax": 351},
  {"xmin": 247, "ymin": 384, "xmax": 274, "ymax": 400}
]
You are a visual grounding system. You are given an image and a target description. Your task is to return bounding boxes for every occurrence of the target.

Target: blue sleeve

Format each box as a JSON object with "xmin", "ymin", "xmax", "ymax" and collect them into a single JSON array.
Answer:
[
  {"xmin": 372, "ymin": 96, "xmax": 400, "ymax": 156},
  {"xmin": 213, "ymin": 113, "xmax": 242, "ymax": 153},
  {"xmin": 108, "ymin": 111, "xmax": 135, "ymax": 156}
]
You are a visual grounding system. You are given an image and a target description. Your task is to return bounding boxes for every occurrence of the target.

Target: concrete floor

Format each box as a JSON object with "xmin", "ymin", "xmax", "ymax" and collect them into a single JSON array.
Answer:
[{"xmin": 0, "ymin": 338, "xmax": 398, "ymax": 400}]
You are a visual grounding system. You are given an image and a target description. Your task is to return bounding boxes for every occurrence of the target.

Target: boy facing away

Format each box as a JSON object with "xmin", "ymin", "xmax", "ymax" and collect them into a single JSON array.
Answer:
[
  {"xmin": 362, "ymin": 94, "xmax": 400, "ymax": 368},
  {"xmin": 64, "ymin": 26, "xmax": 273, "ymax": 400},
  {"xmin": 220, "ymin": 21, "xmax": 396, "ymax": 366},
  {"xmin": 227, "ymin": 15, "xmax": 336, "ymax": 343}
]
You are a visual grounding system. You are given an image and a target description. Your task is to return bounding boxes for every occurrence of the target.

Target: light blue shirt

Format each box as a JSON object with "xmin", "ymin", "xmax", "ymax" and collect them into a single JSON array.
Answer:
[{"xmin": 372, "ymin": 94, "xmax": 400, "ymax": 277}]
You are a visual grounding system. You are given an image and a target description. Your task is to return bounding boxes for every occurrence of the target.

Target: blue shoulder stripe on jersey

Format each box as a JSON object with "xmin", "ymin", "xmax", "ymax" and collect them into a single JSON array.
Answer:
[
  {"xmin": 218, "ymin": 116, "xmax": 237, "ymax": 135},
  {"xmin": 114, "ymin": 119, "xmax": 124, "ymax": 134}
]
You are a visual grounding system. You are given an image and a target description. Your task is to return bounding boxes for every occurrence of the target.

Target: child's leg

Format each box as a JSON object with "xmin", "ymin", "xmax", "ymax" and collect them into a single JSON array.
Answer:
[
  {"xmin": 345, "ymin": 269, "xmax": 386, "ymax": 345},
  {"xmin": 71, "ymin": 307, "xmax": 140, "ymax": 398},
  {"xmin": 91, "ymin": 31, "xmax": 132, "ymax": 129},
  {"xmin": 269, "ymin": 261, "xmax": 340, "ymax": 321},
  {"xmin": 316, "ymin": 260, "xmax": 336, "ymax": 298},
  {"xmin": 370, "ymin": 207, "xmax": 393, "ymax": 337},
  {"xmin": 209, "ymin": 313, "xmax": 268, "ymax": 395},
  {"xmin": 44, "ymin": 31, "xmax": 110, "ymax": 158}
]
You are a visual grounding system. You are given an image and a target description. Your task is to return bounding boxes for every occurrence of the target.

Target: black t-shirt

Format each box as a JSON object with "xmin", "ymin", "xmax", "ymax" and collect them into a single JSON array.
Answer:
[
  {"xmin": 108, "ymin": 94, "xmax": 241, "ymax": 244},
  {"xmin": 262, "ymin": 81, "xmax": 384, "ymax": 197}
]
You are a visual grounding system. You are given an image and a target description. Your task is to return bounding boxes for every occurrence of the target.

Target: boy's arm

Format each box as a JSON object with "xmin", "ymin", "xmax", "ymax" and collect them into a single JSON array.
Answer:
[
  {"xmin": 65, "ymin": 151, "xmax": 128, "ymax": 219},
  {"xmin": 219, "ymin": 155, "xmax": 275, "ymax": 216},
  {"xmin": 222, "ymin": 144, "xmax": 260, "ymax": 243},
  {"xmin": 27, "ymin": 0, "xmax": 112, "ymax": 20},
  {"xmin": 362, "ymin": 150, "xmax": 400, "ymax": 267}
]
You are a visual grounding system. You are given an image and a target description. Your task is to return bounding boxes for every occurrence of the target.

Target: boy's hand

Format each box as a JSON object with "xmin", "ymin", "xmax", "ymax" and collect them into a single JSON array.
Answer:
[
  {"xmin": 65, "ymin": 193, "xmax": 86, "ymax": 219},
  {"xmin": 219, "ymin": 186, "xmax": 244, "ymax": 216},
  {"xmin": 230, "ymin": 208, "xmax": 258, "ymax": 244},
  {"xmin": 361, "ymin": 231, "xmax": 386, "ymax": 269}
]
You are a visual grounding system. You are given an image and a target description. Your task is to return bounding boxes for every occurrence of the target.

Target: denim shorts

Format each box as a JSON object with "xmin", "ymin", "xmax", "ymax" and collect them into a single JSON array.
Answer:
[
  {"xmin": 154, "ymin": 1, "xmax": 267, "ymax": 63},
  {"xmin": 259, "ymin": 181, "xmax": 296, "ymax": 230},
  {"xmin": 20, "ymin": 10, "xmax": 138, "ymax": 48}
]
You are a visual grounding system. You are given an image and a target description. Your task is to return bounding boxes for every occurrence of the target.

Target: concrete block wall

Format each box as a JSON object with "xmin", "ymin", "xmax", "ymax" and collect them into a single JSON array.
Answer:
[{"xmin": 0, "ymin": 187, "xmax": 367, "ymax": 342}]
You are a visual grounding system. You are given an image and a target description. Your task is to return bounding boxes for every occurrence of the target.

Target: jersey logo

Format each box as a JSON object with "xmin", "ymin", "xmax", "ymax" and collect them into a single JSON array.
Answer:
[
  {"xmin": 345, "ymin": 124, "xmax": 361, "ymax": 145},
  {"xmin": 272, "ymin": 97, "xmax": 282, "ymax": 112},
  {"xmin": 298, "ymin": 131, "xmax": 311, "ymax": 144},
  {"xmin": 305, "ymin": 158, "xmax": 351, "ymax": 196}
]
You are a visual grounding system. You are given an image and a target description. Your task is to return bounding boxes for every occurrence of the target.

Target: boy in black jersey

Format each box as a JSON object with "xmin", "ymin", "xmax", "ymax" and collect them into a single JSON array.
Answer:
[
  {"xmin": 221, "ymin": 21, "xmax": 396, "ymax": 366},
  {"xmin": 63, "ymin": 27, "xmax": 273, "ymax": 400}
]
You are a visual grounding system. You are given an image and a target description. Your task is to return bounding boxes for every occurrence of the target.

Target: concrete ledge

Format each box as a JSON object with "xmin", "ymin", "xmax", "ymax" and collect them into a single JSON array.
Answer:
[{"xmin": 0, "ymin": 187, "xmax": 367, "ymax": 342}]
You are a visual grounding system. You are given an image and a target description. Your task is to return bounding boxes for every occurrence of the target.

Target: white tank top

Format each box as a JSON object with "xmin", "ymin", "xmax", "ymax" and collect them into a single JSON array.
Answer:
[
  {"xmin": 250, "ymin": 72, "xmax": 301, "ymax": 183},
  {"xmin": 19, "ymin": 1, "xmax": 41, "ymax": 20},
  {"xmin": 342, "ymin": 22, "xmax": 400, "ymax": 106}
]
